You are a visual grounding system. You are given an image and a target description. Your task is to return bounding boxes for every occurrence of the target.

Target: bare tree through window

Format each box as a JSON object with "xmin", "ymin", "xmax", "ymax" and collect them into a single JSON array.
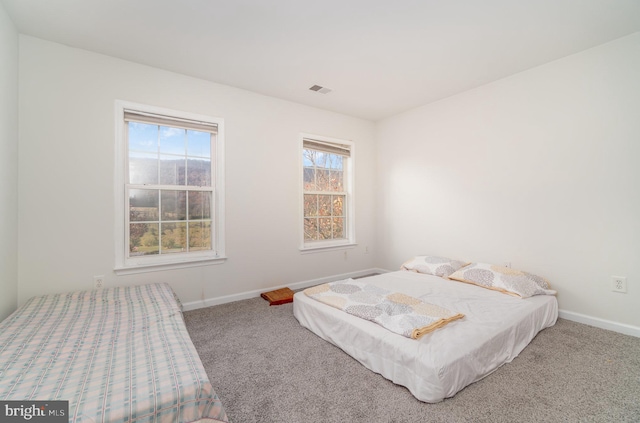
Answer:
[{"xmin": 303, "ymin": 146, "xmax": 347, "ymax": 242}]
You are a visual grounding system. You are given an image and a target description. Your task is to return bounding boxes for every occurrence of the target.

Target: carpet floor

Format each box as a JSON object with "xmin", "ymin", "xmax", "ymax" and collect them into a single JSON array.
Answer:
[{"xmin": 184, "ymin": 296, "xmax": 640, "ymax": 423}]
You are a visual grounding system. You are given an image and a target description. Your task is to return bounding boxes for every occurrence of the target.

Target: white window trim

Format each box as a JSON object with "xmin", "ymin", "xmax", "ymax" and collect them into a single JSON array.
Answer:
[
  {"xmin": 114, "ymin": 100, "xmax": 226, "ymax": 275},
  {"xmin": 299, "ymin": 132, "xmax": 356, "ymax": 252}
]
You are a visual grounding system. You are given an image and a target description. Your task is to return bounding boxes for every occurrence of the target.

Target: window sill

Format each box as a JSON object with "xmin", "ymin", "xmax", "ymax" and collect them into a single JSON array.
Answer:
[
  {"xmin": 114, "ymin": 256, "xmax": 227, "ymax": 275},
  {"xmin": 299, "ymin": 243, "xmax": 357, "ymax": 254}
]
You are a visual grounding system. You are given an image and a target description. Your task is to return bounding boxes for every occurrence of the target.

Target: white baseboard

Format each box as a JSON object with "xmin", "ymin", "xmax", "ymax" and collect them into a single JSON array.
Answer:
[
  {"xmin": 181, "ymin": 268, "xmax": 390, "ymax": 311},
  {"xmin": 559, "ymin": 309, "xmax": 640, "ymax": 338}
]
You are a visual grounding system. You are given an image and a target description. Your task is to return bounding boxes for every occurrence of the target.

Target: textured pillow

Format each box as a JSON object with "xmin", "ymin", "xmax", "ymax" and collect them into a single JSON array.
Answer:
[
  {"xmin": 449, "ymin": 263, "xmax": 556, "ymax": 298},
  {"xmin": 401, "ymin": 256, "xmax": 468, "ymax": 278}
]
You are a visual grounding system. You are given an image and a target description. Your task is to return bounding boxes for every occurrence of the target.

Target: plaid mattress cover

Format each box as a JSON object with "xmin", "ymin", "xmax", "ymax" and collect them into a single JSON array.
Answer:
[{"xmin": 0, "ymin": 283, "xmax": 228, "ymax": 423}]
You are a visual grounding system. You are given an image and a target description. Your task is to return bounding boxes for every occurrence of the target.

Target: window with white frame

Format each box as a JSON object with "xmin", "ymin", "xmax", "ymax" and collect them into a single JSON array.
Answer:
[
  {"xmin": 115, "ymin": 101, "xmax": 225, "ymax": 273},
  {"xmin": 301, "ymin": 135, "xmax": 354, "ymax": 250}
]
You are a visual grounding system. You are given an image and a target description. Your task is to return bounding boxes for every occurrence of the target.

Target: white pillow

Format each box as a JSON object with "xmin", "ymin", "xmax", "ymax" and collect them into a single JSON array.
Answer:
[
  {"xmin": 401, "ymin": 256, "xmax": 468, "ymax": 278},
  {"xmin": 449, "ymin": 263, "xmax": 556, "ymax": 298}
]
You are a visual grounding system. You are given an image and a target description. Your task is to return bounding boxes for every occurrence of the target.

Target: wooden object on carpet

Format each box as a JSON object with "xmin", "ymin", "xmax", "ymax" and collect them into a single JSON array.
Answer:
[{"xmin": 261, "ymin": 287, "xmax": 294, "ymax": 306}]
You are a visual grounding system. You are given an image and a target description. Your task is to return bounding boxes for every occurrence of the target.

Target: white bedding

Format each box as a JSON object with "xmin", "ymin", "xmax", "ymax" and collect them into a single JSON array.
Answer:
[{"xmin": 293, "ymin": 271, "xmax": 558, "ymax": 403}]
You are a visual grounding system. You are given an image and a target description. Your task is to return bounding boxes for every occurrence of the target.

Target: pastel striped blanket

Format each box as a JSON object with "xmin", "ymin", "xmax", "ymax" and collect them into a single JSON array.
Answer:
[
  {"xmin": 0, "ymin": 283, "xmax": 229, "ymax": 423},
  {"xmin": 304, "ymin": 280, "xmax": 464, "ymax": 339}
]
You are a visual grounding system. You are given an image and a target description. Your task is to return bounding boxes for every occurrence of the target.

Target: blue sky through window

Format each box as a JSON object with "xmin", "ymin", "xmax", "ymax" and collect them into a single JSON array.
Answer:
[
  {"xmin": 129, "ymin": 122, "xmax": 158, "ymax": 152},
  {"xmin": 129, "ymin": 123, "xmax": 212, "ymax": 158},
  {"xmin": 303, "ymin": 150, "xmax": 343, "ymax": 170},
  {"xmin": 159, "ymin": 126, "xmax": 185, "ymax": 155}
]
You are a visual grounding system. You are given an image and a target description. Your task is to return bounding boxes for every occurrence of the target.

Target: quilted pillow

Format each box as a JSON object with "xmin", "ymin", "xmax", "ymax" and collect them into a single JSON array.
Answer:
[
  {"xmin": 449, "ymin": 263, "xmax": 556, "ymax": 298},
  {"xmin": 401, "ymin": 256, "xmax": 468, "ymax": 278}
]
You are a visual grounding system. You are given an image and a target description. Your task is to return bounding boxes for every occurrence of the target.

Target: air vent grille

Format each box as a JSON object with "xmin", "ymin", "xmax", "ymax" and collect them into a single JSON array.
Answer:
[{"xmin": 309, "ymin": 84, "xmax": 332, "ymax": 94}]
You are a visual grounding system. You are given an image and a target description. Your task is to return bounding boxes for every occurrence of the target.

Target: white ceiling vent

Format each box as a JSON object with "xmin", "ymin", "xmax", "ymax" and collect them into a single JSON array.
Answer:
[{"xmin": 309, "ymin": 84, "xmax": 332, "ymax": 94}]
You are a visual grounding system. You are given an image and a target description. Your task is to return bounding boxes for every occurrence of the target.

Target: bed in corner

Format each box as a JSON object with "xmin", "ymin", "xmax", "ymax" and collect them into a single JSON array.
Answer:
[
  {"xmin": 0, "ymin": 283, "xmax": 229, "ymax": 423},
  {"xmin": 293, "ymin": 263, "xmax": 558, "ymax": 403}
]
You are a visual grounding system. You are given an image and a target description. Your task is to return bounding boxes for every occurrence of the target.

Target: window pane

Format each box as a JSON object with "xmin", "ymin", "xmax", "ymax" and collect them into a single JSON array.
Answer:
[
  {"xmin": 159, "ymin": 126, "xmax": 186, "ymax": 155},
  {"xmin": 318, "ymin": 195, "xmax": 331, "ymax": 216},
  {"xmin": 187, "ymin": 158, "xmax": 212, "ymax": 186},
  {"xmin": 161, "ymin": 222, "xmax": 187, "ymax": 253},
  {"xmin": 130, "ymin": 223, "xmax": 159, "ymax": 255},
  {"xmin": 130, "ymin": 223, "xmax": 147, "ymax": 254},
  {"xmin": 188, "ymin": 130, "xmax": 211, "ymax": 158},
  {"xmin": 316, "ymin": 152, "xmax": 329, "ymax": 168},
  {"xmin": 189, "ymin": 221, "xmax": 212, "ymax": 251},
  {"xmin": 188, "ymin": 191, "xmax": 212, "ymax": 220},
  {"xmin": 332, "ymin": 195, "xmax": 344, "ymax": 216},
  {"xmin": 329, "ymin": 154, "xmax": 343, "ymax": 170},
  {"xmin": 129, "ymin": 152, "xmax": 158, "ymax": 185},
  {"xmin": 161, "ymin": 190, "xmax": 186, "ymax": 221},
  {"xmin": 332, "ymin": 218, "xmax": 344, "ymax": 239},
  {"xmin": 130, "ymin": 189, "xmax": 159, "ymax": 221},
  {"xmin": 303, "ymin": 167, "xmax": 316, "ymax": 190},
  {"xmin": 304, "ymin": 218, "xmax": 318, "ymax": 241},
  {"xmin": 318, "ymin": 218, "xmax": 332, "ymax": 240},
  {"xmin": 330, "ymin": 171, "xmax": 343, "ymax": 191},
  {"xmin": 129, "ymin": 122, "xmax": 158, "ymax": 153},
  {"xmin": 159, "ymin": 156, "xmax": 186, "ymax": 185},
  {"xmin": 303, "ymin": 149, "xmax": 315, "ymax": 167},
  {"xmin": 316, "ymin": 169, "xmax": 331, "ymax": 191},
  {"xmin": 304, "ymin": 194, "xmax": 318, "ymax": 217}
]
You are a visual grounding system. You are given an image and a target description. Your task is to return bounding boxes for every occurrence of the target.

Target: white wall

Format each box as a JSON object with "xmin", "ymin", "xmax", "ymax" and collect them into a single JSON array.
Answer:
[
  {"xmin": 0, "ymin": 3, "xmax": 19, "ymax": 320},
  {"xmin": 376, "ymin": 33, "xmax": 640, "ymax": 328},
  {"xmin": 17, "ymin": 36, "xmax": 377, "ymax": 306}
]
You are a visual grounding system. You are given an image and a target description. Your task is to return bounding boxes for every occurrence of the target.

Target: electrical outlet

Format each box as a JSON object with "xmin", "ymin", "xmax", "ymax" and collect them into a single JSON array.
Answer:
[
  {"xmin": 93, "ymin": 275, "xmax": 104, "ymax": 289},
  {"xmin": 611, "ymin": 276, "xmax": 627, "ymax": 293}
]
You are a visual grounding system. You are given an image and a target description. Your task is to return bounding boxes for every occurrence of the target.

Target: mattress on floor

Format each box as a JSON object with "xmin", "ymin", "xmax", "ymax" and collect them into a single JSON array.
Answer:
[
  {"xmin": 0, "ymin": 283, "xmax": 228, "ymax": 423},
  {"xmin": 293, "ymin": 271, "xmax": 558, "ymax": 403}
]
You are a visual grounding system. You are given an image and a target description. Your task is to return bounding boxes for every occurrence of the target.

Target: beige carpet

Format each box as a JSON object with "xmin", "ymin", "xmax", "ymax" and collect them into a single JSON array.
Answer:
[{"xmin": 184, "ymin": 296, "xmax": 640, "ymax": 423}]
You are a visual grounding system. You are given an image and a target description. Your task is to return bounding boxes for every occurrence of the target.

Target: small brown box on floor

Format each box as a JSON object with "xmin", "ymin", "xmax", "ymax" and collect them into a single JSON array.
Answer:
[{"xmin": 260, "ymin": 287, "xmax": 295, "ymax": 306}]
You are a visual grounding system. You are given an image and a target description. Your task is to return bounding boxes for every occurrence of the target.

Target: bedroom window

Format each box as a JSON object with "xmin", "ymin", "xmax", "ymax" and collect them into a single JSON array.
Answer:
[
  {"xmin": 301, "ymin": 134, "xmax": 355, "ymax": 251},
  {"xmin": 115, "ymin": 101, "xmax": 225, "ymax": 274}
]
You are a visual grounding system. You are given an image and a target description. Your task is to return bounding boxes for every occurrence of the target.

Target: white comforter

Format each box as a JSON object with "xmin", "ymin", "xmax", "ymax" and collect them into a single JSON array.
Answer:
[{"xmin": 293, "ymin": 271, "xmax": 558, "ymax": 403}]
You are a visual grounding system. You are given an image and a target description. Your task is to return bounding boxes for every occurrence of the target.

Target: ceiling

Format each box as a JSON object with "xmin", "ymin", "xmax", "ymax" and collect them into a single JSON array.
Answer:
[{"xmin": 3, "ymin": 0, "xmax": 640, "ymax": 121}]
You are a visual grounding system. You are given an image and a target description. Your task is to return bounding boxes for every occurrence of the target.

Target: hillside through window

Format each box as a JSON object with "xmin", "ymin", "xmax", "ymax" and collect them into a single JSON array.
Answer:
[{"xmin": 115, "ymin": 102, "xmax": 225, "ymax": 273}]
